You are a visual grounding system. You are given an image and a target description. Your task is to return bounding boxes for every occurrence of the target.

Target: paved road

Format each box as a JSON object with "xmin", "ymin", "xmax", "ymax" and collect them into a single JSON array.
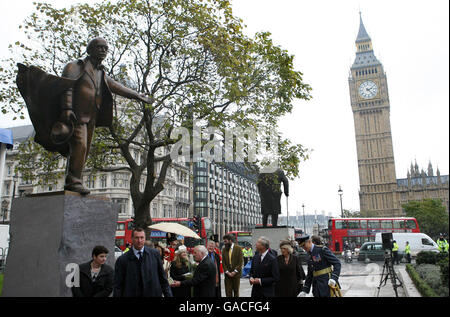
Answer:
[{"xmin": 220, "ymin": 260, "xmax": 406, "ymax": 297}]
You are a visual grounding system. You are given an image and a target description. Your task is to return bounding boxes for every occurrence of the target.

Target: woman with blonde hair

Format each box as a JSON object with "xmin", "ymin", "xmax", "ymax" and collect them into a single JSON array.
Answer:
[
  {"xmin": 169, "ymin": 245, "xmax": 193, "ymax": 297},
  {"xmin": 275, "ymin": 240, "xmax": 306, "ymax": 297}
]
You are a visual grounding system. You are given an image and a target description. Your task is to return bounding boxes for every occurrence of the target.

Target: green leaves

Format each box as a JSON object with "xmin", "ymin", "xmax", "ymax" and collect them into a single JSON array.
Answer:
[{"xmin": 403, "ymin": 199, "xmax": 449, "ymax": 239}]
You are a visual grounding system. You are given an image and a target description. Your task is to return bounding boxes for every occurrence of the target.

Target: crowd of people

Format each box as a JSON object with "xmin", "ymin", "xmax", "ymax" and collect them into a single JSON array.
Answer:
[{"xmin": 71, "ymin": 228, "xmax": 342, "ymax": 298}]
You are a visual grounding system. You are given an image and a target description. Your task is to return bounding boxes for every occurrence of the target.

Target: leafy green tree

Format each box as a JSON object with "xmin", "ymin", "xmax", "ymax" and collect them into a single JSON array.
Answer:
[
  {"xmin": 0, "ymin": 0, "xmax": 312, "ymax": 231},
  {"xmin": 402, "ymin": 199, "xmax": 449, "ymax": 240}
]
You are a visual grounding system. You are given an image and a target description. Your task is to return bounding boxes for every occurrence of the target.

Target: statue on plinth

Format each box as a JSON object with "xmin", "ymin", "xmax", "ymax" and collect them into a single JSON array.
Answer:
[{"xmin": 257, "ymin": 169, "xmax": 289, "ymax": 227}]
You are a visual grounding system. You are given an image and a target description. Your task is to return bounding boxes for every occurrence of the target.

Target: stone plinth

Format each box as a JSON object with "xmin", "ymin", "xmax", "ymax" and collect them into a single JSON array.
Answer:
[
  {"xmin": 251, "ymin": 226, "xmax": 295, "ymax": 254},
  {"xmin": 2, "ymin": 191, "xmax": 119, "ymax": 297}
]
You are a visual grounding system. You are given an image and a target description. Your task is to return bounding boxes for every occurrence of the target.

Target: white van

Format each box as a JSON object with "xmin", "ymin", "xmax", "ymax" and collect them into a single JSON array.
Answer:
[{"xmin": 375, "ymin": 232, "xmax": 439, "ymax": 257}]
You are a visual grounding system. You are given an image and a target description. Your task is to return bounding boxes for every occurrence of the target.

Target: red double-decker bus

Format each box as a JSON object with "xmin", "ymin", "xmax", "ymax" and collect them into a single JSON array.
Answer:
[
  {"xmin": 227, "ymin": 231, "xmax": 252, "ymax": 247},
  {"xmin": 115, "ymin": 217, "xmax": 213, "ymax": 251},
  {"xmin": 328, "ymin": 217, "xmax": 420, "ymax": 252}
]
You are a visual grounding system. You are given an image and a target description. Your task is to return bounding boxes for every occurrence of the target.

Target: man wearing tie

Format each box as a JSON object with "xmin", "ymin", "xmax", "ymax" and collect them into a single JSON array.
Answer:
[
  {"xmin": 113, "ymin": 228, "xmax": 172, "ymax": 297},
  {"xmin": 207, "ymin": 241, "xmax": 222, "ymax": 297},
  {"xmin": 249, "ymin": 237, "xmax": 280, "ymax": 297},
  {"xmin": 170, "ymin": 245, "xmax": 217, "ymax": 297},
  {"xmin": 222, "ymin": 234, "xmax": 243, "ymax": 297}
]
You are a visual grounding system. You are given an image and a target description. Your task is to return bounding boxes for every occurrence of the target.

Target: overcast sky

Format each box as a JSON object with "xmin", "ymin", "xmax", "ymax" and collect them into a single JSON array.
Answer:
[{"xmin": 0, "ymin": 0, "xmax": 448, "ymax": 217}]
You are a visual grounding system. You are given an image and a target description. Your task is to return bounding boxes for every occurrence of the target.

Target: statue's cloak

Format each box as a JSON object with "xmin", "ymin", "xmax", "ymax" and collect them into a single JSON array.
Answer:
[{"xmin": 16, "ymin": 63, "xmax": 76, "ymax": 157}]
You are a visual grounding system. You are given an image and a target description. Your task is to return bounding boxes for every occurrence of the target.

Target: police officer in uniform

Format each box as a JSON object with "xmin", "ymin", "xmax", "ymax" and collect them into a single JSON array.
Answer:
[
  {"xmin": 392, "ymin": 240, "xmax": 400, "ymax": 265},
  {"xmin": 437, "ymin": 234, "xmax": 449, "ymax": 253},
  {"xmin": 297, "ymin": 235, "xmax": 341, "ymax": 297}
]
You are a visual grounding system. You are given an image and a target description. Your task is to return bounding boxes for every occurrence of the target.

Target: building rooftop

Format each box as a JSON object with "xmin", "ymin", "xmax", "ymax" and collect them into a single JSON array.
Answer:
[
  {"xmin": 356, "ymin": 13, "xmax": 371, "ymax": 43},
  {"xmin": 397, "ymin": 175, "xmax": 449, "ymax": 187}
]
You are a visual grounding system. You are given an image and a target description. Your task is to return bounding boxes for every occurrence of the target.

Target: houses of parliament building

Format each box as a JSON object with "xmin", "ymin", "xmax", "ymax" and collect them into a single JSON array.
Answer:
[{"xmin": 349, "ymin": 14, "xmax": 449, "ymax": 216}]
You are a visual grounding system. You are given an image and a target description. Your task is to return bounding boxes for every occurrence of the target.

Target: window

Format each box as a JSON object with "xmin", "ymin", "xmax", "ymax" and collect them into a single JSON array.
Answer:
[
  {"xmin": 422, "ymin": 238, "xmax": 434, "ymax": 246},
  {"xmin": 4, "ymin": 182, "xmax": 10, "ymax": 196},
  {"xmin": 368, "ymin": 220, "xmax": 380, "ymax": 229},
  {"xmin": 115, "ymin": 239, "xmax": 125, "ymax": 247},
  {"xmin": 112, "ymin": 173, "xmax": 130, "ymax": 188},
  {"xmin": 335, "ymin": 220, "xmax": 345, "ymax": 229},
  {"xmin": 360, "ymin": 220, "xmax": 367, "ymax": 229},
  {"xmin": 406, "ymin": 220, "xmax": 417, "ymax": 229},
  {"xmin": 381, "ymin": 220, "xmax": 392, "ymax": 229},
  {"xmin": 347, "ymin": 220, "xmax": 360, "ymax": 229},
  {"xmin": 117, "ymin": 223, "xmax": 125, "ymax": 230},
  {"xmin": 100, "ymin": 175, "xmax": 107, "ymax": 188},
  {"xmin": 112, "ymin": 198, "xmax": 128, "ymax": 214},
  {"xmin": 373, "ymin": 244, "xmax": 383, "ymax": 250},
  {"xmin": 393, "ymin": 220, "xmax": 405, "ymax": 229},
  {"xmin": 84, "ymin": 175, "xmax": 95, "ymax": 189}
]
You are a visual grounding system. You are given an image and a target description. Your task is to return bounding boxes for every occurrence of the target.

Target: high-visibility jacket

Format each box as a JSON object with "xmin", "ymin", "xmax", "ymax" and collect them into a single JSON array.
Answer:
[
  {"xmin": 437, "ymin": 239, "xmax": 449, "ymax": 252},
  {"xmin": 392, "ymin": 242, "xmax": 399, "ymax": 252},
  {"xmin": 247, "ymin": 248, "xmax": 253, "ymax": 257},
  {"xmin": 123, "ymin": 247, "xmax": 130, "ymax": 253},
  {"xmin": 405, "ymin": 244, "xmax": 411, "ymax": 254}
]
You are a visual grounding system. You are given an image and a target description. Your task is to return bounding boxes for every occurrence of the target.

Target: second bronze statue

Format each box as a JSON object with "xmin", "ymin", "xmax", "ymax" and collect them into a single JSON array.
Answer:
[
  {"xmin": 16, "ymin": 37, "xmax": 152, "ymax": 195},
  {"xmin": 257, "ymin": 169, "xmax": 289, "ymax": 227}
]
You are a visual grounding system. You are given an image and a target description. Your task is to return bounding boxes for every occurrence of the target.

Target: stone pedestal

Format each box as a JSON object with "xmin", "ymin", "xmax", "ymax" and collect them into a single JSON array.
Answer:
[
  {"xmin": 251, "ymin": 226, "xmax": 295, "ymax": 254},
  {"xmin": 2, "ymin": 191, "xmax": 119, "ymax": 297}
]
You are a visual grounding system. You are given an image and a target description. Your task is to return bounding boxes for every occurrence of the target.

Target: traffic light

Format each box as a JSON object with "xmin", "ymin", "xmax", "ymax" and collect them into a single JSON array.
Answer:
[
  {"xmin": 193, "ymin": 215, "xmax": 202, "ymax": 233},
  {"xmin": 130, "ymin": 217, "xmax": 136, "ymax": 230}
]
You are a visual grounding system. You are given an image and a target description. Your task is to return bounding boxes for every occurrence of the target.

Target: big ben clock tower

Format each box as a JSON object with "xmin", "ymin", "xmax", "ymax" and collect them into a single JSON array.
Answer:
[{"xmin": 349, "ymin": 13, "xmax": 400, "ymax": 216}]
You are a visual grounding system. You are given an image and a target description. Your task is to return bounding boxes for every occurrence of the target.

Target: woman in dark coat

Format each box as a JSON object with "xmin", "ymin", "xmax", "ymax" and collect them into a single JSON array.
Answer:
[
  {"xmin": 169, "ymin": 246, "xmax": 192, "ymax": 297},
  {"xmin": 72, "ymin": 245, "xmax": 114, "ymax": 297},
  {"xmin": 275, "ymin": 241, "xmax": 305, "ymax": 297}
]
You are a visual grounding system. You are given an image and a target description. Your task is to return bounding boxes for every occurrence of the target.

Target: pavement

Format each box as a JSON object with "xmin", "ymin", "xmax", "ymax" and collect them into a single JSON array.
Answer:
[{"xmin": 221, "ymin": 259, "xmax": 417, "ymax": 297}]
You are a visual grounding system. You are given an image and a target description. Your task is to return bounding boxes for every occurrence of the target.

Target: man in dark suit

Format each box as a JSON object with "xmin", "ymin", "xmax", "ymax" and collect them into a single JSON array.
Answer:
[
  {"xmin": 222, "ymin": 234, "xmax": 244, "ymax": 297},
  {"xmin": 171, "ymin": 245, "xmax": 216, "ymax": 297},
  {"xmin": 207, "ymin": 241, "xmax": 222, "ymax": 297},
  {"xmin": 250, "ymin": 237, "xmax": 280, "ymax": 297},
  {"xmin": 113, "ymin": 228, "xmax": 172, "ymax": 297}
]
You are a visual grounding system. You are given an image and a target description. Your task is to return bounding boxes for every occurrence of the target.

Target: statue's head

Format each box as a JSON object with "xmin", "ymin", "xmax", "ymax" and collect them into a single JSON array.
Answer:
[{"xmin": 86, "ymin": 37, "xmax": 109, "ymax": 61}]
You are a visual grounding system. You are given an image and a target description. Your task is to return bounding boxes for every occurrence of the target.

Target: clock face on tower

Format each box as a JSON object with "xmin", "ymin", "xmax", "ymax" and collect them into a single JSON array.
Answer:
[{"xmin": 359, "ymin": 80, "xmax": 378, "ymax": 99}]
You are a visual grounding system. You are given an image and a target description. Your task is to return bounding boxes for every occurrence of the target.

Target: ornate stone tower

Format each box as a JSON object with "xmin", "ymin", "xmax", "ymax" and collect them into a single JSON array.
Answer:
[{"xmin": 349, "ymin": 14, "xmax": 400, "ymax": 216}]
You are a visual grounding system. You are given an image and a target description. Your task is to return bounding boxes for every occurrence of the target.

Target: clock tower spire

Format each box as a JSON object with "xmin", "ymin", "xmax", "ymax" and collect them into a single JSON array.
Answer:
[{"xmin": 348, "ymin": 13, "xmax": 400, "ymax": 217}]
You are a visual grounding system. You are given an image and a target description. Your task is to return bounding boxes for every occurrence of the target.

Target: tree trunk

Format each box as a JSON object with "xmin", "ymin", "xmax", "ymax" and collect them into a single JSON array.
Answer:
[
  {"xmin": 134, "ymin": 203, "xmax": 152, "ymax": 238},
  {"xmin": 128, "ymin": 170, "xmax": 153, "ymax": 238}
]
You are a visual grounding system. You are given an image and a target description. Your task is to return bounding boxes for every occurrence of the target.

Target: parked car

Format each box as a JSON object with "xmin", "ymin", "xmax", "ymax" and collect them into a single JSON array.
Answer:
[
  {"xmin": 358, "ymin": 242, "xmax": 385, "ymax": 262},
  {"xmin": 114, "ymin": 245, "xmax": 123, "ymax": 260},
  {"xmin": 374, "ymin": 232, "xmax": 440, "ymax": 257}
]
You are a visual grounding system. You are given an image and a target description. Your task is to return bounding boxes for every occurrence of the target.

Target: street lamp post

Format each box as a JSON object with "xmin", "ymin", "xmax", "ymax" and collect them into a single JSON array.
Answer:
[
  {"xmin": 217, "ymin": 197, "xmax": 222, "ymax": 237},
  {"xmin": 302, "ymin": 203, "xmax": 306, "ymax": 235},
  {"xmin": 12, "ymin": 173, "xmax": 18, "ymax": 198},
  {"xmin": 338, "ymin": 185, "xmax": 343, "ymax": 218}
]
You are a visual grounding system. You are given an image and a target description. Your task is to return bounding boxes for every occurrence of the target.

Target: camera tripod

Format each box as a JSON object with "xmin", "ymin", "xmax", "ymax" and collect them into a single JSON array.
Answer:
[{"xmin": 377, "ymin": 250, "xmax": 403, "ymax": 297}]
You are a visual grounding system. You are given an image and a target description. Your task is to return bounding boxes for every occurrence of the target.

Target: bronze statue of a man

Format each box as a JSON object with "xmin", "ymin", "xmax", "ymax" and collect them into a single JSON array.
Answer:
[
  {"xmin": 16, "ymin": 37, "xmax": 151, "ymax": 195},
  {"xmin": 257, "ymin": 169, "xmax": 289, "ymax": 227}
]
